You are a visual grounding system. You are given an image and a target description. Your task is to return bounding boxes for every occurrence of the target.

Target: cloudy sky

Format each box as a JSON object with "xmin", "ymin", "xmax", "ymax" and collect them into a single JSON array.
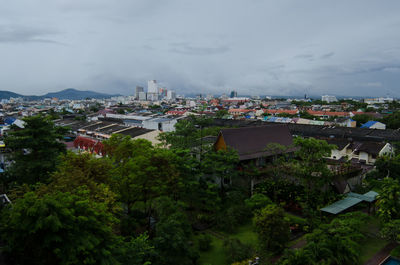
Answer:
[{"xmin": 1, "ymin": 0, "xmax": 400, "ymax": 97}]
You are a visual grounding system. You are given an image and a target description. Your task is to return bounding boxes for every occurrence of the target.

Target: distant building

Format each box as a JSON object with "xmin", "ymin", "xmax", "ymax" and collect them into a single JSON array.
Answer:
[
  {"xmin": 360, "ymin": 121, "xmax": 386, "ymax": 130},
  {"xmin": 135, "ymin": 86, "xmax": 144, "ymax": 99},
  {"xmin": 147, "ymin": 80, "xmax": 158, "ymax": 93},
  {"xmin": 147, "ymin": 80, "xmax": 159, "ymax": 101},
  {"xmin": 138, "ymin": 91, "xmax": 147, "ymax": 101},
  {"xmin": 230, "ymin": 90, "xmax": 238, "ymax": 98},
  {"xmin": 322, "ymin": 95, "xmax": 338, "ymax": 103},
  {"xmin": 167, "ymin": 90, "xmax": 176, "ymax": 100}
]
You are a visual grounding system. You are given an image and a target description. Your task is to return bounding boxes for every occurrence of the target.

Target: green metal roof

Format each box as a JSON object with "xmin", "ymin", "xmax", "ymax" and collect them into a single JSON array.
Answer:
[
  {"xmin": 321, "ymin": 190, "xmax": 379, "ymax": 215},
  {"xmin": 321, "ymin": 197, "xmax": 362, "ymax": 214}
]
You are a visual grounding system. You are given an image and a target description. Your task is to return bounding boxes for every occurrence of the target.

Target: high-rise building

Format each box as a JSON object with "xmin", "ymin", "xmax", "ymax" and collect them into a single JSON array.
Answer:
[
  {"xmin": 230, "ymin": 90, "xmax": 238, "ymax": 98},
  {"xmin": 135, "ymin": 86, "xmax": 144, "ymax": 99},
  {"xmin": 138, "ymin": 91, "xmax": 147, "ymax": 101},
  {"xmin": 167, "ymin": 90, "xmax": 176, "ymax": 100},
  {"xmin": 147, "ymin": 80, "xmax": 159, "ymax": 101},
  {"xmin": 148, "ymin": 80, "xmax": 158, "ymax": 93}
]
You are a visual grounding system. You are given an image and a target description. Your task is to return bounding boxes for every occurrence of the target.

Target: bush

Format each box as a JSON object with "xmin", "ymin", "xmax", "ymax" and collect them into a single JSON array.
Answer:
[
  {"xmin": 198, "ymin": 233, "xmax": 212, "ymax": 251},
  {"xmin": 245, "ymin": 193, "xmax": 272, "ymax": 211},
  {"xmin": 391, "ymin": 246, "xmax": 400, "ymax": 258},
  {"xmin": 223, "ymin": 238, "xmax": 254, "ymax": 264}
]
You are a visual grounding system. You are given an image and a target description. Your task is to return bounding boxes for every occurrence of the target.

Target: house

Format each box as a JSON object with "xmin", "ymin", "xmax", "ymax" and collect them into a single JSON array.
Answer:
[
  {"xmin": 325, "ymin": 138, "xmax": 393, "ymax": 165},
  {"xmin": 360, "ymin": 121, "xmax": 386, "ymax": 130},
  {"xmin": 214, "ymin": 124, "xmax": 295, "ymax": 166},
  {"xmin": 334, "ymin": 118, "xmax": 356, "ymax": 128}
]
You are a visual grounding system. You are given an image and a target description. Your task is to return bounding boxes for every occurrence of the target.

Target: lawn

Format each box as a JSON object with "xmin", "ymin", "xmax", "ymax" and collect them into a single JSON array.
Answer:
[
  {"xmin": 197, "ymin": 223, "xmax": 258, "ymax": 265},
  {"xmin": 359, "ymin": 236, "xmax": 388, "ymax": 264}
]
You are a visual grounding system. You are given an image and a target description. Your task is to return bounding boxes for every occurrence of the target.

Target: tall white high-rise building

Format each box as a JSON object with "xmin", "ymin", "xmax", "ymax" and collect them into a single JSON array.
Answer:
[{"xmin": 147, "ymin": 80, "xmax": 158, "ymax": 93}]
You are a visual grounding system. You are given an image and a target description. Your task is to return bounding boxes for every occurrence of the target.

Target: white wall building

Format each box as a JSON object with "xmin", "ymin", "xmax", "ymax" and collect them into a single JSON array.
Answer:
[{"xmin": 322, "ymin": 95, "xmax": 338, "ymax": 103}]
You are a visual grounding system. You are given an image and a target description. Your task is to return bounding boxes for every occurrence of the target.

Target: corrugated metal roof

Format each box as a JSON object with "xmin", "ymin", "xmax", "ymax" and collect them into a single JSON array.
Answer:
[{"xmin": 321, "ymin": 190, "xmax": 378, "ymax": 214}]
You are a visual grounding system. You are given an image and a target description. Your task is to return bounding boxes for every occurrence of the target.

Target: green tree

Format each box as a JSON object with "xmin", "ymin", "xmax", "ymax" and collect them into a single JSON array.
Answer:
[
  {"xmin": 0, "ymin": 189, "xmax": 119, "ymax": 265},
  {"xmin": 376, "ymin": 178, "xmax": 400, "ymax": 222},
  {"xmin": 380, "ymin": 219, "xmax": 400, "ymax": 242},
  {"xmin": 4, "ymin": 115, "xmax": 67, "ymax": 185},
  {"xmin": 292, "ymin": 137, "xmax": 335, "ymax": 208},
  {"xmin": 253, "ymin": 204, "xmax": 290, "ymax": 253},
  {"xmin": 215, "ymin": 109, "xmax": 229, "ymax": 118},
  {"xmin": 152, "ymin": 197, "xmax": 198, "ymax": 265},
  {"xmin": 202, "ymin": 148, "xmax": 239, "ymax": 197}
]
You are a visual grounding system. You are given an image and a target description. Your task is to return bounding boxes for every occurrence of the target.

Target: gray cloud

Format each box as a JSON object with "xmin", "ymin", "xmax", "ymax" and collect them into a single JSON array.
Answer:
[
  {"xmin": 169, "ymin": 43, "xmax": 230, "ymax": 55},
  {"xmin": 320, "ymin": 52, "xmax": 335, "ymax": 59},
  {"xmin": 0, "ymin": 25, "xmax": 62, "ymax": 44},
  {"xmin": 1, "ymin": 0, "xmax": 400, "ymax": 97}
]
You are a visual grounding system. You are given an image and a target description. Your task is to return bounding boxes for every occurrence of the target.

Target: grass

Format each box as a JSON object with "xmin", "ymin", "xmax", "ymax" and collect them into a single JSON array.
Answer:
[
  {"xmin": 197, "ymin": 223, "xmax": 258, "ymax": 265},
  {"xmin": 359, "ymin": 236, "xmax": 388, "ymax": 264},
  {"xmin": 197, "ymin": 234, "xmax": 226, "ymax": 265}
]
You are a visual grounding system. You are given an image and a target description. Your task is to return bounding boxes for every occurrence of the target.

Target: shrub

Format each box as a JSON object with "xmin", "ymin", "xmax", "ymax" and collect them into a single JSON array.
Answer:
[
  {"xmin": 198, "ymin": 233, "xmax": 212, "ymax": 251},
  {"xmin": 223, "ymin": 238, "xmax": 254, "ymax": 264}
]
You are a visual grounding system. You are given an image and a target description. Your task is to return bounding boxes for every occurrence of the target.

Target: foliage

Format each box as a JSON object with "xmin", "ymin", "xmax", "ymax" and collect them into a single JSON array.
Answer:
[
  {"xmin": 0, "ymin": 189, "xmax": 119, "ymax": 265},
  {"xmin": 391, "ymin": 245, "xmax": 400, "ymax": 258},
  {"xmin": 245, "ymin": 193, "xmax": 272, "ymax": 211},
  {"xmin": 152, "ymin": 197, "xmax": 198, "ymax": 265},
  {"xmin": 376, "ymin": 178, "xmax": 400, "ymax": 222},
  {"xmin": 198, "ymin": 233, "xmax": 213, "ymax": 251},
  {"xmin": 380, "ymin": 111, "xmax": 400, "ymax": 129},
  {"xmin": 223, "ymin": 238, "xmax": 254, "ymax": 264},
  {"xmin": 202, "ymin": 148, "xmax": 239, "ymax": 197},
  {"xmin": 4, "ymin": 115, "xmax": 67, "ymax": 185},
  {"xmin": 352, "ymin": 114, "xmax": 374, "ymax": 127},
  {"xmin": 253, "ymin": 204, "xmax": 290, "ymax": 253},
  {"xmin": 278, "ymin": 212, "xmax": 369, "ymax": 265},
  {"xmin": 292, "ymin": 137, "xmax": 335, "ymax": 208},
  {"xmin": 375, "ymin": 155, "xmax": 400, "ymax": 179},
  {"xmin": 215, "ymin": 109, "xmax": 229, "ymax": 118},
  {"xmin": 380, "ymin": 219, "xmax": 400, "ymax": 242}
]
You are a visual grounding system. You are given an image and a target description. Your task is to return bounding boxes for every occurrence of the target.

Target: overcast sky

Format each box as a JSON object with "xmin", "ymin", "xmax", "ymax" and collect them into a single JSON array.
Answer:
[{"xmin": 1, "ymin": 0, "xmax": 400, "ymax": 97}]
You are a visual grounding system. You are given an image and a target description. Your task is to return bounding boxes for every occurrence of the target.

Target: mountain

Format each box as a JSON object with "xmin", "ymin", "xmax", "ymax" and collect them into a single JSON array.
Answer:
[
  {"xmin": 43, "ymin": 88, "xmax": 119, "ymax": 100},
  {"xmin": 0, "ymin": 91, "xmax": 24, "ymax": 100},
  {"xmin": 0, "ymin": 88, "xmax": 119, "ymax": 100}
]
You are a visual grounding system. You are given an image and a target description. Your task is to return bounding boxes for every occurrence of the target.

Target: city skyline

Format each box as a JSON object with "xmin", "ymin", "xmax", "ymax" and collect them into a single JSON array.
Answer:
[{"xmin": 1, "ymin": 1, "xmax": 400, "ymax": 97}]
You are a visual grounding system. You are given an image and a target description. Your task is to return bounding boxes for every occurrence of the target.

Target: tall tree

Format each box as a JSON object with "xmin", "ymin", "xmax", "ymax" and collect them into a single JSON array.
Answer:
[
  {"xmin": 0, "ymin": 189, "xmax": 120, "ymax": 265},
  {"xmin": 376, "ymin": 177, "xmax": 400, "ymax": 222},
  {"xmin": 253, "ymin": 204, "xmax": 290, "ymax": 253},
  {"xmin": 4, "ymin": 115, "xmax": 67, "ymax": 185}
]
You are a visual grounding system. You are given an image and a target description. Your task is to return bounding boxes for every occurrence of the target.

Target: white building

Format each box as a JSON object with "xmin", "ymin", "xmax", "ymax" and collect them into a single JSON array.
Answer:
[
  {"xmin": 322, "ymin": 95, "xmax": 338, "ymax": 103},
  {"xmin": 148, "ymin": 80, "xmax": 158, "ymax": 93},
  {"xmin": 167, "ymin": 90, "xmax": 176, "ymax": 100}
]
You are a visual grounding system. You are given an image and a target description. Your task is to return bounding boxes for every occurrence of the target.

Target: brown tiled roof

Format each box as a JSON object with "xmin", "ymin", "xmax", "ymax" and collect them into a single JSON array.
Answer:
[{"xmin": 219, "ymin": 124, "xmax": 294, "ymax": 160}]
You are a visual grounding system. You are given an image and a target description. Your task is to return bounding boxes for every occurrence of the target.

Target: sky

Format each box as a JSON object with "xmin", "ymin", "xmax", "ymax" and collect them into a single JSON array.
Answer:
[{"xmin": 1, "ymin": 0, "xmax": 400, "ymax": 97}]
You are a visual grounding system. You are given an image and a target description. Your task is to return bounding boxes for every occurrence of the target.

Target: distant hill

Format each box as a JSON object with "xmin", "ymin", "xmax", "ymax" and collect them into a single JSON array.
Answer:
[
  {"xmin": 0, "ymin": 88, "xmax": 119, "ymax": 100},
  {"xmin": 43, "ymin": 88, "xmax": 119, "ymax": 100},
  {"xmin": 0, "ymin": 91, "xmax": 24, "ymax": 100}
]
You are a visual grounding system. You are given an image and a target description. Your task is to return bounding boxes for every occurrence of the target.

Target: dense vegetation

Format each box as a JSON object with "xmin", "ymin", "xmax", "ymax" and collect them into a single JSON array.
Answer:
[{"xmin": 0, "ymin": 114, "xmax": 397, "ymax": 264}]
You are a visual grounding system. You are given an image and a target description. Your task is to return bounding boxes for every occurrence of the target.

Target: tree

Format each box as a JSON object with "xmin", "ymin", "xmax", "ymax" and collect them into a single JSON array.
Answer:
[
  {"xmin": 253, "ymin": 204, "xmax": 290, "ymax": 253},
  {"xmin": 292, "ymin": 137, "xmax": 335, "ymax": 208},
  {"xmin": 39, "ymin": 152, "xmax": 118, "ymax": 213},
  {"xmin": 152, "ymin": 197, "xmax": 198, "ymax": 265},
  {"xmin": 376, "ymin": 178, "xmax": 400, "ymax": 222},
  {"xmin": 4, "ymin": 115, "xmax": 67, "ymax": 185},
  {"xmin": 375, "ymin": 155, "xmax": 400, "ymax": 179},
  {"xmin": 380, "ymin": 219, "xmax": 400, "ymax": 242},
  {"xmin": 0, "ymin": 189, "xmax": 120, "ymax": 265},
  {"xmin": 352, "ymin": 114, "xmax": 373, "ymax": 127},
  {"xmin": 202, "ymin": 148, "xmax": 239, "ymax": 197},
  {"xmin": 215, "ymin": 109, "xmax": 229, "ymax": 118}
]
